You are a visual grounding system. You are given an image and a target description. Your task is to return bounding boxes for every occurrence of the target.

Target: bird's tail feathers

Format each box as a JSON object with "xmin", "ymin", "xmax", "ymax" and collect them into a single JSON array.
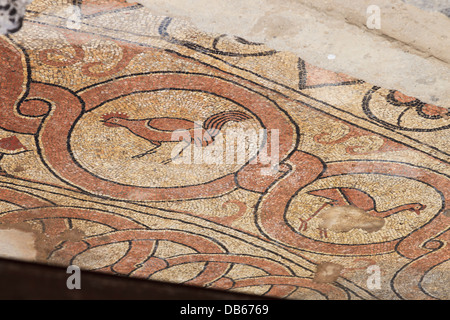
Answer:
[{"xmin": 203, "ymin": 111, "xmax": 251, "ymax": 137}]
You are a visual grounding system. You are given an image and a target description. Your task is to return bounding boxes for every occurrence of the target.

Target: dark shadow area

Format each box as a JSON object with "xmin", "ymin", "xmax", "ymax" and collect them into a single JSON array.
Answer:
[{"xmin": 0, "ymin": 258, "xmax": 275, "ymax": 300}]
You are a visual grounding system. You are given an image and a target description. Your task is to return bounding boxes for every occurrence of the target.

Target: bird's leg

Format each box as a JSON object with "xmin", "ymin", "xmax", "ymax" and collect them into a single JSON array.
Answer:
[
  {"xmin": 319, "ymin": 228, "xmax": 328, "ymax": 238},
  {"xmin": 299, "ymin": 202, "xmax": 334, "ymax": 232},
  {"xmin": 132, "ymin": 145, "xmax": 160, "ymax": 159},
  {"xmin": 162, "ymin": 141, "xmax": 191, "ymax": 165},
  {"xmin": 299, "ymin": 218, "xmax": 308, "ymax": 232}
]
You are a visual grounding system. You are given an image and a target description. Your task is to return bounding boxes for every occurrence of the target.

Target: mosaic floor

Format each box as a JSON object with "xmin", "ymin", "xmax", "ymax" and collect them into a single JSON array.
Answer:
[{"xmin": 0, "ymin": 0, "xmax": 449, "ymax": 300}]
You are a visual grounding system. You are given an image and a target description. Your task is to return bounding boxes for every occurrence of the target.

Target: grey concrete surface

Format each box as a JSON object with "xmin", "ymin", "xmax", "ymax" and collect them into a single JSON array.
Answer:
[
  {"xmin": 131, "ymin": 0, "xmax": 450, "ymax": 107},
  {"xmin": 402, "ymin": 0, "xmax": 450, "ymax": 16}
]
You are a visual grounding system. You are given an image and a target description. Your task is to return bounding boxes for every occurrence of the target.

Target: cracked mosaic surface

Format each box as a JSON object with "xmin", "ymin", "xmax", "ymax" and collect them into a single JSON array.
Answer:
[{"xmin": 0, "ymin": 0, "xmax": 448, "ymax": 300}]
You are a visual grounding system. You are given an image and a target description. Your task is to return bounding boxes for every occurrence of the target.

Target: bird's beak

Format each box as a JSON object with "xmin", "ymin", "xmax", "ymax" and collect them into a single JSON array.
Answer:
[
  {"xmin": 100, "ymin": 119, "xmax": 123, "ymax": 128},
  {"xmin": 100, "ymin": 119, "xmax": 113, "ymax": 125},
  {"xmin": 409, "ymin": 205, "xmax": 425, "ymax": 215}
]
